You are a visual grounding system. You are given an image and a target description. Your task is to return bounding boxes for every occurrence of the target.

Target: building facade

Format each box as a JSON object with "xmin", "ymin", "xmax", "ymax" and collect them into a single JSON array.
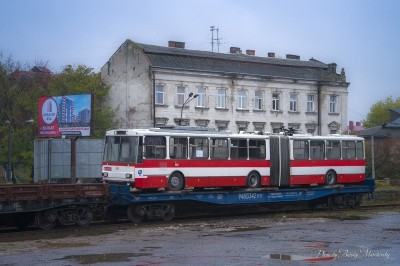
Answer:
[{"xmin": 101, "ymin": 40, "xmax": 349, "ymax": 135}]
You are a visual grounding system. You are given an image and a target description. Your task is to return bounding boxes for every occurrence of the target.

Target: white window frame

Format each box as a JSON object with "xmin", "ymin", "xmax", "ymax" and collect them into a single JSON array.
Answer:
[
  {"xmin": 330, "ymin": 95, "xmax": 337, "ymax": 113},
  {"xmin": 272, "ymin": 92, "xmax": 280, "ymax": 111},
  {"xmin": 196, "ymin": 87, "xmax": 206, "ymax": 107},
  {"xmin": 237, "ymin": 89, "xmax": 247, "ymax": 109},
  {"xmin": 177, "ymin": 85, "xmax": 186, "ymax": 106},
  {"xmin": 254, "ymin": 91, "xmax": 262, "ymax": 110},
  {"xmin": 307, "ymin": 94, "xmax": 315, "ymax": 112},
  {"xmin": 217, "ymin": 88, "xmax": 226, "ymax": 108},
  {"xmin": 155, "ymin": 84, "xmax": 164, "ymax": 105},
  {"xmin": 290, "ymin": 93, "xmax": 297, "ymax": 112}
]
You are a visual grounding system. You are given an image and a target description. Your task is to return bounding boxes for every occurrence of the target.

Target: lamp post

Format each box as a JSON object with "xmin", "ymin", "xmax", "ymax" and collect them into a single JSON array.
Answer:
[{"xmin": 180, "ymin": 92, "xmax": 198, "ymax": 125}]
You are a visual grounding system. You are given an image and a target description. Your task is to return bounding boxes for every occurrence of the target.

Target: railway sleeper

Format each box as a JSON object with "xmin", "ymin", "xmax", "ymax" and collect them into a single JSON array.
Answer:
[{"xmin": 127, "ymin": 203, "xmax": 175, "ymax": 224}]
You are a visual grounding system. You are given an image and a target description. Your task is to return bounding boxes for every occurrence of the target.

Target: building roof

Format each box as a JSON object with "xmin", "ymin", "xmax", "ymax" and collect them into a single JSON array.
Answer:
[
  {"xmin": 126, "ymin": 40, "xmax": 345, "ymax": 83},
  {"xmin": 358, "ymin": 125, "xmax": 392, "ymax": 138}
]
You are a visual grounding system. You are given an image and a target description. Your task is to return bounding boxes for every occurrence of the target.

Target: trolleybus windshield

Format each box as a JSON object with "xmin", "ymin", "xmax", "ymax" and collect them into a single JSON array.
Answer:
[{"xmin": 103, "ymin": 136, "xmax": 142, "ymax": 163}]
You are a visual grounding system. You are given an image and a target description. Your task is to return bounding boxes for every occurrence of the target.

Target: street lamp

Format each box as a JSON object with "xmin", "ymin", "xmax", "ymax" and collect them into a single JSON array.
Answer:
[{"xmin": 180, "ymin": 92, "xmax": 198, "ymax": 125}]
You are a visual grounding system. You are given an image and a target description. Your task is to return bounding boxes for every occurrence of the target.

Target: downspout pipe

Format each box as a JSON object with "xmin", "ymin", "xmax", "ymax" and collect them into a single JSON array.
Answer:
[
  {"xmin": 317, "ymin": 82, "xmax": 322, "ymax": 135},
  {"xmin": 152, "ymin": 68, "xmax": 156, "ymax": 127}
]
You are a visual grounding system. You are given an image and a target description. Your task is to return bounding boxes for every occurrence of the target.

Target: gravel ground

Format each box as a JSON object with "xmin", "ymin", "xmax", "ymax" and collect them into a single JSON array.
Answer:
[{"xmin": 0, "ymin": 211, "xmax": 399, "ymax": 266}]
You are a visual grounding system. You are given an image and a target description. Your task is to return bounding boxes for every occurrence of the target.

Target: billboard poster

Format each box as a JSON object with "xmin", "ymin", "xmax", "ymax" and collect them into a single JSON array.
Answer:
[{"xmin": 38, "ymin": 94, "xmax": 92, "ymax": 138}]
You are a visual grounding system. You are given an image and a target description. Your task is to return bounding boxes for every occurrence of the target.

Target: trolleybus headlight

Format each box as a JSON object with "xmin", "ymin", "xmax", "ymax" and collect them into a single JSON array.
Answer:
[
  {"xmin": 125, "ymin": 173, "xmax": 132, "ymax": 178},
  {"xmin": 102, "ymin": 172, "xmax": 108, "ymax": 177}
]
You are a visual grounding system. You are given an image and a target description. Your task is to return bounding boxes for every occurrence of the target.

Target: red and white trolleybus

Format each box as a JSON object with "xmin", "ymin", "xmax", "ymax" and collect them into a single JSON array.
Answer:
[{"xmin": 102, "ymin": 126, "xmax": 365, "ymax": 190}]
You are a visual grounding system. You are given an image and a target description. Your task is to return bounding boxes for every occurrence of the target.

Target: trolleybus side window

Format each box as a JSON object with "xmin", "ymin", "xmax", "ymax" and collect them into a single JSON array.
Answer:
[
  {"xmin": 230, "ymin": 138, "xmax": 248, "ymax": 159},
  {"xmin": 310, "ymin": 140, "xmax": 325, "ymax": 159},
  {"xmin": 293, "ymin": 140, "xmax": 309, "ymax": 160},
  {"xmin": 249, "ymin": 139, "xmax": 266, "ymax": 159},
  {"xmin": 356, "ymin": 141, "xmax": 364, "ymax": 159},
  {"xmin": 326, "ymin": 140, "xmax": 341, "ymax": 159},
  {"xmin": 210, "ymin": 138, "xmax": 229, "ymax": 159},
  {"xmin": 342, "ymin": 141, "xmax": 356, "ymax": 159},
  {"xmin": 189, "ymin": 137, "xmax": 209, "ymax": 159},
  {"xmin": 144, "ymin": 136, "xmax": 166, "ymax": 159},
  {"xmin": 169, "ymin": 137, "xmax": 188, "ymax": 159}
]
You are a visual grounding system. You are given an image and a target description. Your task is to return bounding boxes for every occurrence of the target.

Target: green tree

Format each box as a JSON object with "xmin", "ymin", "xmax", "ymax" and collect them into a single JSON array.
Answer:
[
  {"xmin": 49, "ymin": 65, "xmax": 117, "ymax": 138},
  {"xmin": 0, "ymin": 58, "xmax": 116, "ymax": 183},
  {"xmin": 362, "ymin": 96, "xmax": 400, "ymax": 128}
]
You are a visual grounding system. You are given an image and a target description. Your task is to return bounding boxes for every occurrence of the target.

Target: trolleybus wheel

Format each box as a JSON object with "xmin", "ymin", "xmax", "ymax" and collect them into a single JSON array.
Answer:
[
  {"xmin": 76, "ymin": 207, "xmax": 94, "ymax": 227},
  {"xmin": 127, "ymin": 205, "xmax": 146, "ymax": 224},
  {"xmin": 325, "ymin": 170, "xmax": 337, "ymax": 186},
  {"xmin": 167, "ymin": 172, "xmax": 184, "ymax": 191},
  {"xmin": 35, "ymin": 210, "xmax": 56, "ymax": 230},
  {"xmin": 247, "ymin": 171, "xmax": 261, "ymax": 188}
]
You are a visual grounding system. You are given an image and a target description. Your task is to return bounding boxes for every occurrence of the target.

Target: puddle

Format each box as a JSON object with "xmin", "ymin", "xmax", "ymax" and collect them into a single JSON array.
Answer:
[
  {"xmin": 266, "ymin": 253, "xmax": 335, "ymax": 262},
  {"xmin": 39, "ymin": 241, "xmax": 92, "ymax": 249},
  {"xmin": 61, "ymin": 252, "xmax": 152, "ymax": 264},
  {"xmin": 384, "ymin": 228, "xmax": 400, "ymax": 232}
]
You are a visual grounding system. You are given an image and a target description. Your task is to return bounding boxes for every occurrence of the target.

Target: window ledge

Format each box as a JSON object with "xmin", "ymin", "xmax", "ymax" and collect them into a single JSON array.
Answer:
[
  {"xmin": 288, "ymin": 111, "xmax": 301, "ymax": 114},
  {"xmin": 329, "ymin": 112, "xmax": 340, "ymax": 116},
  {"xmin": 305, "ymin": 111, "xmax": 317, "ymax": 115},
  {"xmin": 155, "ymin": 104, "xmax": 169, "ymax": 107},
  {"xmin": 270, "ymin": 110, "xmax": 283, "ymax": 114},
  {"xmin": 236, "ymin": 109, "xmax": 250, "ymax": 112},
  {"xmin": 215, "ymin": 107, "xmax": 229, "ymax": 111},
  {"xmin": 253, "ymin": 109, "xmax": 266, "ymax": 112},
  {"xmin": 195, "ymin": 106, "xmax": 210, "ymax": 110}
]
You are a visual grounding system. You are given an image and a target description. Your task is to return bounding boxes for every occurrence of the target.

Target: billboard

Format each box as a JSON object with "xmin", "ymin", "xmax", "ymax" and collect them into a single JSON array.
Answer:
[{"xmin": 38, "ymin": 94, "xmax": 92, "ymax": 138}]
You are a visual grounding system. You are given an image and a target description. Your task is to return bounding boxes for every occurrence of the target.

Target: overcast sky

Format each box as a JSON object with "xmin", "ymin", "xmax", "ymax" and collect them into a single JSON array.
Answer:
[{"xmin": 1, "ymin": 0, "xmax": 399, "ymax": 122}]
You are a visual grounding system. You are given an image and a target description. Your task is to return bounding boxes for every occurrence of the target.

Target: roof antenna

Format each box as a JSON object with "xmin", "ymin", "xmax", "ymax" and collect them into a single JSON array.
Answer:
[{"xmin": 210, "ymin": 26, "xmax": 221, "ymax": 52}]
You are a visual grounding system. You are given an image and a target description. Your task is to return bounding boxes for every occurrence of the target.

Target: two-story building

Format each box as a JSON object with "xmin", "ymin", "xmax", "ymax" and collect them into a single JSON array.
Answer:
[{"xmin": 101, "ymin": 39, "xmax": 349, "ymax": 135}]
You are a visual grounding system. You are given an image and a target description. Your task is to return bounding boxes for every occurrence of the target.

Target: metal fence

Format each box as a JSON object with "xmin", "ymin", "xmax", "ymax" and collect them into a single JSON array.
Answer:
[{"xmin": 34, "ymin": 139, "xmax": 104, "ymax": 183}]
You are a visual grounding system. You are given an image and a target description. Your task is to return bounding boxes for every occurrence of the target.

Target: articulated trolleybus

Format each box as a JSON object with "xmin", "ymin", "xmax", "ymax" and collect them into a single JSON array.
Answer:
[{"xmin": 102, "ymin": 126, "xmax": 365, "ymax": 190}]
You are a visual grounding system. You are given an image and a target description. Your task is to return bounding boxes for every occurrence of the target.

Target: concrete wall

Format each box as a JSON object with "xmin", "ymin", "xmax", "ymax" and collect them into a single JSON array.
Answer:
[{"xmin": 101, "ymin": 41, "xmax": 153, "ymax": 128}]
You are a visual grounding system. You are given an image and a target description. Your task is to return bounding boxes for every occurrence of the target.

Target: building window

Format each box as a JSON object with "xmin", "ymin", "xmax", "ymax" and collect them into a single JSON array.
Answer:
[
  {"xmin": 155, "ymin": 84, "xmax": 164, "ymax": 105},
  {"xmin": 177, "ymin": 85, "xmax": 186, "ymax": 106},
  {"xmin": 290, "ymin": 93, "xmax": 297, "ymax": 112},
  {"xmin": 330, "ymin": 95, "xmax": 337, "ymax": 113},
  {"xmin": 196, "ymin": 87, "xmax": 206, "ymax": 107},
  {"xmin": 272, "ymin": 93, "xmax": 280, "ymax": 111},
  {"xmin": 217, "ymin": 88, "xmax": 226, "ymax": 108},
  {"xmin": 307, "ymin": 94, "xmax": 315, "ymax": 112},
  {"xmin": 254, "ymin": 91, "xmax": 262, "ymax": 110},
  {"xmin": 237, "ymin": 89, "xmax": 246, "ymax": 109}
]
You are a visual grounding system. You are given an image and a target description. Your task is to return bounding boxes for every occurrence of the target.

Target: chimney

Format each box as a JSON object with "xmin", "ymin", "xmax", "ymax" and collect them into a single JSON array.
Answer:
[
  {"xmin": 349, "ymin": 121, "xmax": 354, "ymax": 131},
  {"xmin": 168, "ymin": 41, "xmax": 185, "ymax": 48},
  {"xmin": 286, "ymin": 54, "xmax": 300, "ymax": 60},
  {"xmin": 230, "ymin": 47, "xmax": 242, "ymax": 54},
  {"xmin": 246, "ymin": 49, "xmax": 255, "ymax": 56},
  {"xmin": 268, "ymin": 52, "xmax": 275, "ymax": 58}
]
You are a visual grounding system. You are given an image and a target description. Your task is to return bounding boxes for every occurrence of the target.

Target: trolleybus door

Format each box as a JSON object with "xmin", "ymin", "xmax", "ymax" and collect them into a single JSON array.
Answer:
[{"xmin": 269, "ymin": 135, "xmax": 290, "ymax": 186}]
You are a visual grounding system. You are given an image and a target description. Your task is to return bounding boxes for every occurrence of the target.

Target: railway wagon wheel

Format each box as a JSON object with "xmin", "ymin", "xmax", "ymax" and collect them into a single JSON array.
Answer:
[
  {"xmin": 35, "ymin": 210, "xmax": 56, "ymax": 230},
  {"xmin": 325, "ymin": 170, "xmax": 337, "ymax": 186},
  {"xmin": 127, "ymin": 205, "xmax": 146, "ymax": 224},
  {"xmin": 247, "ymin": 171, "xmax": 261, "ymax": 188},
  {"xmin": 167, "ymin": 172, "xmax": 184, "ymax": 191},
  {"xmin": 76, "ymin": 207, "xmax": 94, "ymax": 227},
  {"xmin": 162, "ymin": 204, "xmax": 175, "ymax": 221}
]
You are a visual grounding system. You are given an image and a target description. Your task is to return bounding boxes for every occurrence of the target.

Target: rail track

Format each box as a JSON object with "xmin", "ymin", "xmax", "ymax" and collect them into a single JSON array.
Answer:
[{"xmin": 0, "ymin": 201, "xmax": 398, "ymax": 240}]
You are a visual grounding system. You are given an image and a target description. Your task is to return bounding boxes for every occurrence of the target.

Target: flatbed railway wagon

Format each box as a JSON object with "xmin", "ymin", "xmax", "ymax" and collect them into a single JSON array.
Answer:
[
  {"xmin": 109, "ymin": 178, "xmax": 375, "ymax": 223},
  {"xmin": 0, "ymin": 183, "xmax": 110, "ymax": 230}
]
